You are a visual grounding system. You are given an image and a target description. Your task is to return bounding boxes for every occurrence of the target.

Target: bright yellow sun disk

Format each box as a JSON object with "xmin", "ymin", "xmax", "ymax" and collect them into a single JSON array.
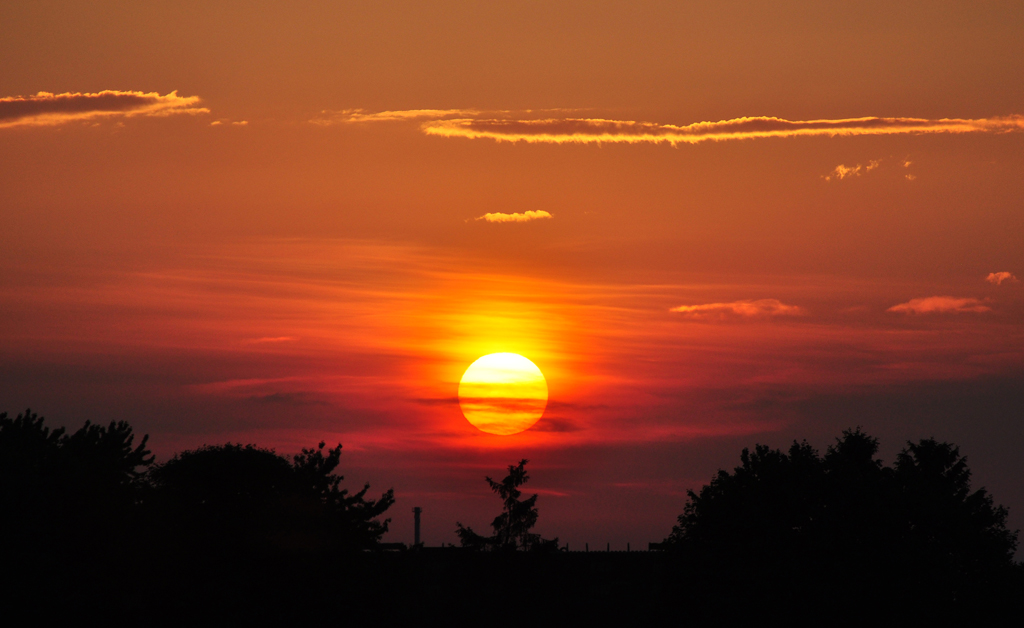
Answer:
[{"xmin": 458, "ymin": 353, "xmax": 548, "ymax": 435}]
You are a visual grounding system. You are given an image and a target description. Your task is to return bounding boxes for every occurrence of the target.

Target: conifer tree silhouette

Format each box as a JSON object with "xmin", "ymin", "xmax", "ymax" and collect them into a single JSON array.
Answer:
[{"xmin": 456, "ymin": 459, "xmax": 558, "ymax": 551}]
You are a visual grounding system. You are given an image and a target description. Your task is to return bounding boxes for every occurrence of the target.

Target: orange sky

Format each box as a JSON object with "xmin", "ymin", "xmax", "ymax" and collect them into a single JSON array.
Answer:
[{"xmin": 2, "ymin": 0, "xmax": 1023, "ymax": 548}]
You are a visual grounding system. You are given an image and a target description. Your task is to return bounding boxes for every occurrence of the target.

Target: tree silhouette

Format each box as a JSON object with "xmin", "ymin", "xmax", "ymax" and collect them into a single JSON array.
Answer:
[
  {"xmin": 1, "ymin": 409, "xmax": 153, "ymax": 542},
  {"xmin": 893, "ymin": 438, "xmax": 1019, "ymax": 589},
  {"xmin": 663, "ymin": 428, "xmax": 1020, "ymax": 619},
  {"xmin": 151, "ymin": 441, "xmax": 394, "ymax": 550},
  {"xmin": 292, "ymin": 440, "xmax": 395, "ymax": 545},
  {"xmin": 456, "ymin": 459, "xmax": 558, "ymax": 551},
  {"xmin": 0, "ymin": 409, "xmax": 66, "ymax": 522},
  {"xmin": 1, "ymin": 409, "xmax": 156, "ymax": 621}
]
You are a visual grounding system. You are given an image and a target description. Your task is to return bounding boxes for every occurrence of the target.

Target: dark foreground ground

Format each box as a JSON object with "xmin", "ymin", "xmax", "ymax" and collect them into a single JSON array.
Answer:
[
  {"xmin": 4, "ymin": 417, "xmax": 1021, "ymax": 626},
  {"xmin": 6, "ymin": 544, "xmax": 1022, "ymax": 627}
]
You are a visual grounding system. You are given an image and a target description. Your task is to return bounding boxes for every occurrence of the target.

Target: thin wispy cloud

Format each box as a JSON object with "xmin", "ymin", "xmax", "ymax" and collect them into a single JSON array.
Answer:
[
  {"xmin": 670, "ymin": 298, "xmax": 803, "ymax": 319},
  {"xmin": 312, "ymin": 108, "xmax": 481, "ymax": 124},
  {"xmin": 244, "ymin": 336, "xmax": 298, "ymax": 344},
  {"xmin": 0, "ymin": 90, "xmax": 207, "ymax": 128},
  {"xmin": 311, "ymin": 107, "xmax": 590, "ymax": 125},
  {"xmin": 476, "ymin": 210, "xmax": 553, "ymax": 223},
  {"xmin": 986, "ymin": 272, "xmax": 1018, "ymax": 285},
  {"xmin": 420, "ymin": 115, "xmax": 1024, "ymax": 146},
  {"xmin": 824, "ymin": 159, "xmax": 881, "ymax": 181},
  {"xmin": 887, "ymin": 296, "xmax": 991, "ymax": 314}
]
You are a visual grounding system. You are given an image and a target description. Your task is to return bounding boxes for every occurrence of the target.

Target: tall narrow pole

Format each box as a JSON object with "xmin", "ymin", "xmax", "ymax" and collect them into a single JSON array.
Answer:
[{"xmin": 413, "ymin": 507, "xmax": 422, "ymax": 546}]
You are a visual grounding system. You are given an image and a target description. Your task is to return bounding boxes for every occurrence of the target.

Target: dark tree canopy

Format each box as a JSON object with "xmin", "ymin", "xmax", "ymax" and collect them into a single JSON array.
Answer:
[
  {"xmin": 152, "ymin": 441, "xmax": 394, "ymax": 550},
  {"xmin": 1, "ymin": 409, "xmax": 153, "ymax": 539},
  {"xmin": 664, "ymin": 429, "xmax": 1020, "ymax": 619},
  {"xmin": 1, "ymin": 408, "xmax": 157, "ymax": 623},
  {"xmin": 456, "ymin": 459, "xmax": 558, "ymax": 552},
  {"xmin": 1, "ymin": 410, "xmax": 399, "ymax": 623},
  {"xmin": 1, "ymin": 410, "xmax": 393, "ymax": 554}
]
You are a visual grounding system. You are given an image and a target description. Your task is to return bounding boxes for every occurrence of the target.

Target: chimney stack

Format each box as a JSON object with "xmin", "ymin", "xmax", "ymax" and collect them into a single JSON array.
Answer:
[{"xmin": 413, "ymin": 507, "xmax": 422, "ymax": 546}]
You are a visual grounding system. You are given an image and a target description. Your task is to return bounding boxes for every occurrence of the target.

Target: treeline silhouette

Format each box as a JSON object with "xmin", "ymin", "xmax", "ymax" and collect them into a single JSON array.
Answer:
[
  {"xmin": 2, "ymin": 409, "xmax": 1021, "ymax": 625},
  {"xmin": 661, "ymin": 429, "xmax": 1021, "ymax": 622},
  {"xmin": 1, "ymin": 409, "xmax": 394, "ymax": 624}
]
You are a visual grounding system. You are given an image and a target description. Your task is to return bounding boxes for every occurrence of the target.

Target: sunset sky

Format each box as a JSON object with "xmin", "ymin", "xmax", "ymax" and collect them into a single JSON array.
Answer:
[{"xmin": 2, "ymin": 1, "xmax": 1023, "ymax": 549}]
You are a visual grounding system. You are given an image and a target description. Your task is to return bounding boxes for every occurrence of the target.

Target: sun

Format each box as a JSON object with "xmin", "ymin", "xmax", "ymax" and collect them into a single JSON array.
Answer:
[{"xmin": 458, "ymin": 353, "xmax": 548, "ymax": 435}]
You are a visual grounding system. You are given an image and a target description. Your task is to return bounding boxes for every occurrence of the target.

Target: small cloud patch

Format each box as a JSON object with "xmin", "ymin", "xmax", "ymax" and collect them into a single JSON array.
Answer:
[
  {"xmin": 823, "ymin": 159, "xmax": 881, "ymax": 181},
  {"xmin": 986, "ymin": 272, "xmax": 1018, "ymax": 285},
  {"xmin": 823, "ymin": 156, "xmax": 920, "ymax": 182},
  {"xmin": 887, "ymin": 296, "xmax": 991, "ymax": 314},
  {"xmin": 476, "ymin": 210, "xmax": 553, "ymax": 223}
]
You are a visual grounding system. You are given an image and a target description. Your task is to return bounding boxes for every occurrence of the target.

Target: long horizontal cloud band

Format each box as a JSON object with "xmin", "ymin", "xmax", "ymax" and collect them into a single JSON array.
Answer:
[
  {"xmin": 421, "ymin": 115, "xmax": 1024, "ymax": 145},
  {"xmin": 0, "ymin": 90, "xmax": 207, "ymax": 128},
  {"xmin": 670, "ymin": 298, "xmax": 803, "ymax": 318}
]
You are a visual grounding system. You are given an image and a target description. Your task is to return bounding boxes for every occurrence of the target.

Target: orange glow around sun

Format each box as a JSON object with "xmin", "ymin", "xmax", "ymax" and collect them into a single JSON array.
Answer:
[{"xmin": 457, "ymin": 353, "xmax": 549, "ymax": 435}]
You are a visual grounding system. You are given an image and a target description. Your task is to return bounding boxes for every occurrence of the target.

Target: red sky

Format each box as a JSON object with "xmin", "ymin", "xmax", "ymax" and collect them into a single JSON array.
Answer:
[{"xmin": 2, "ymin": 0, "xmax": 1023, "ymax": 549}]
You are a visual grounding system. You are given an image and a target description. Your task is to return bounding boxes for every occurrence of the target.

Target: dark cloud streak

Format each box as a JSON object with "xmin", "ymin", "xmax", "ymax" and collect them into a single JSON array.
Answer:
[{"xmin": 0, "ymin": 90, "xmax": 207, "ymax": 128}]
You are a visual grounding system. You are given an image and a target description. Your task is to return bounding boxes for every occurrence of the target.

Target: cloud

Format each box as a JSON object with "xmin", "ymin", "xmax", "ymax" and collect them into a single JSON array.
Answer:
[
  {"xmin": 887, "ymin": 296, "xmax": 991, "ymax": 314},
  {"xmin": 0, "ymin": 90, "xmax": 208, "ymax": 128},
  {"xmin": 244, "ymin": 336, "xmax": 298, "ymax": 344},
  {"xmin": 823, "ymin": 158, "xmax": 921, "ymax": 182},
  {"xmin": 823, "ymin": 159, "xmax": 881, "ymax": 181},
  {"xmin": 312, "ymin": 108, "xmax": 481, "ymax": 124},
  {"xmin": 476, "ymin": 210, "xmax": 553, "ymax": 223},
  {"xmin": 829, "ymin": 164, "xmax": 862, "ymax": 180},
  {"xmin": 986, "ymin": 272, "xmax": 1018, "ymax": 285},
  {"xmin": 670, "ymin": 298, "xmax": 803, "ymax": 319},
  {"xmin": 247, "ymin": 392, "xmax": 330, "ymax": 407},
  {"xmin": 528, "ymin": 417, "xmax": 583, "ymax": 433},
  {"xmin": 311, "ymin": 107, "xmax": 591, "ymax": 125},
  {"xmin": 419, "ymin": 114, "xmax": 1024, "ymax": 146}
]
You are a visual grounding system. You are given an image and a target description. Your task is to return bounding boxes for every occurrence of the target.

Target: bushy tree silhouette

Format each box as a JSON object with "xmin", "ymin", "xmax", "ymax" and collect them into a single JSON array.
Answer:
[
  {"xmin": 151, "ymin": 441, "xmax": 394, "ymax": 550},
  {"xmin": 664, "ymin": 429, "xmax": 1020, "ymax": 620},
  {"xmin": 1, "ymin": 410, "xmax": 400, "ymax": 622},
  {"xmin": 0, "ymin": 409, "xmax": 66, "ymax": 524},
  {"xmin": 456, "ymin": 459, "xmax": 558, "ymax": 551},
  {"xmin": 292, "ymin": 440, "xmax": 395, "ymax": 545},
  {"xmin": 1, "ymin": 410, "xmax": 156, "ymax": 620},
  {"xmin": 893, "ymin": 438, "xmax": 1019, "ymax": 596},
  {"xmin": 1, "ymin": 410, "xmax": 393, "ymax": 556},
  {"xmin": 1, "ymin": 409, "xmax": 153, "ymax": 542}
]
